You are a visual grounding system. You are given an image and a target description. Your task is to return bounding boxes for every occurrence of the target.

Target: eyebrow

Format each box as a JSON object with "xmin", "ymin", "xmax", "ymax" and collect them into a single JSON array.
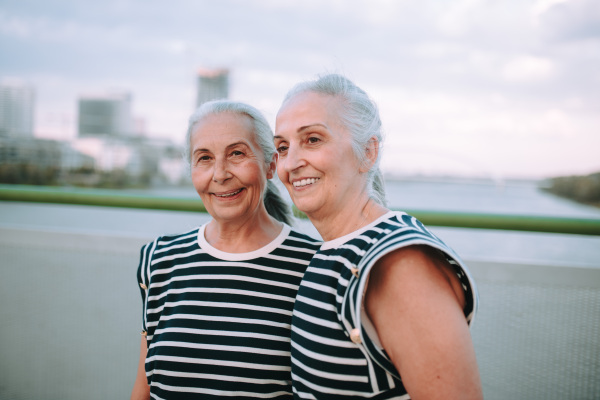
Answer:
[
  {"xmin": 226, "ymin": 141, "xmax": 250, "ymax": 150},
  {"xmin": 192, "ymin": 141, "xmax": 249, "ymax": 154},
  {"xmin": 274, "ymin": 123, "xmax": 328, "ymax": 140}
]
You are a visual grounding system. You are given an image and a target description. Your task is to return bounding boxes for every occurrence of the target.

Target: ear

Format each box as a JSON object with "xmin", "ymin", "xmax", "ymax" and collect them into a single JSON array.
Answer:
[
  {"xmin": 360, "ymin": 137, "xmax": 379, "ymax": 173},
  {"xmin": 267, "ymin": 152, "xmax": 277, "ymax": 179}
]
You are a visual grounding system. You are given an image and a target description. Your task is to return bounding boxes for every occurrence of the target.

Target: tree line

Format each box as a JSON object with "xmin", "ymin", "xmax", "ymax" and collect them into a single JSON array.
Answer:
[{"xmin": 542, "ymin": 171, "xmax": 600, "ymax": 207}]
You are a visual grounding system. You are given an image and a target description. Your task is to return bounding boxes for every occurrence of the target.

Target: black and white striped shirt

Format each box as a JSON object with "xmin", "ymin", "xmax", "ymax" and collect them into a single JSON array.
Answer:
[
  {"xmin": 290, "ymin": 211, "xmax": 478, "ymax": 399},
  {"xmin": 137, "ymin": 223, "xmax": 321, "ymax": 399}
]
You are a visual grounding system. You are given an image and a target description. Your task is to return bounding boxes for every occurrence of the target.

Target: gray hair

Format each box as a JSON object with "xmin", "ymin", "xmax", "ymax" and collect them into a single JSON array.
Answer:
[
  {"xmin": 185, "ymin": 100, "xmax": 293, "ymax": 225},
  {"xmin": 282, "ymin": 73, "xmax": 387, "ymax": 206}
]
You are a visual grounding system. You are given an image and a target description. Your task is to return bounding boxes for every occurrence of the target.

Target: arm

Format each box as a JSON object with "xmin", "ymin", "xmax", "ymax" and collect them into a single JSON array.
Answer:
[
  {"xmin": 364, "ymin": 245, "xmax": 482, "ymax": 400},
  {"xmin": 130, "ymin": 335, "xmax": 150, "ymax": 400}
]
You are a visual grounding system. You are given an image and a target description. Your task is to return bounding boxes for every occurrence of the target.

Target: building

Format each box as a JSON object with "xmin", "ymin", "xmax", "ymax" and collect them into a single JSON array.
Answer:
[
  {"xmin": 196, "ymin": 68, "xmax": 229, "ymax": 107},
  {"xmin": 0, "ymin": 136, "xmax": 95, "ymax": 185},
  {"xmin": 0, "ymin": 79, "xmax": 34, "ymax": 138},
  {"xmin": 77, "ymin": 93, "xmax": 133, "ymax": 137}
]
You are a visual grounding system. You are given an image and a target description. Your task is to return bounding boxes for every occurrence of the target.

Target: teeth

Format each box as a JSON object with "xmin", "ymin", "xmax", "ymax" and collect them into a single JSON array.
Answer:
[
  {"xmin": 215, "ymin": 189, "xmax": 242, "ymax": 197},
  {"xmin": 293, "ymin": 178, "xmax": 319, "ymax": 188}
]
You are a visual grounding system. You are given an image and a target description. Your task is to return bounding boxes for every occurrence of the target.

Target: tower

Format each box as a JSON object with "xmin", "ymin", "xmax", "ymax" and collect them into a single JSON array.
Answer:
[
  {"xmin": 196, "ymin": 68, "xmax": 229, "ymax": 107},
  {"xmin": 0, "ymin": 80, "xmax": 34, "ymax": 138},
  {"xmin": 77, "ymin": 93, "xmax": 133, "ymax": 137}
]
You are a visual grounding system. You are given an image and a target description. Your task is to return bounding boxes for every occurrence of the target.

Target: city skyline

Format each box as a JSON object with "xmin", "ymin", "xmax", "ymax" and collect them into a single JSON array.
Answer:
[{"xmin": 1, "ymin": 0, "xmax": 599, "ymax": 179}]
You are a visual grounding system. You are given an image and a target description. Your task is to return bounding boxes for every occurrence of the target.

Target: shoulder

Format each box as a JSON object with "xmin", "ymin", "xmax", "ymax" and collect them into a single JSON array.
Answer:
[
  {"xmin": 373, "ymin": 245, "xmax": 467, "ymax": 309},
  {"xmin": 285, "ymin": 227, "xmax": 323, "ymax": 249},
  {"xmin": 374, "ymin": 212, "xmax": 441, "ymax": 243},
  {"xmin": 140, "ymin": 227, "xmax": 200, "ymax": 257},
  {"xmin": 348, "ymin": 212, "xmax": 478, "ymax": 322},
  {"xmin": 358, "ymin": 211, "xmax": 458, "ymax": 270},
  {"xmin": 363, "ymin": 212, "xmax": 474, "ymax": 312},
  {"xmin": 271, "ymin": 227, "xmax": 322, "ymax": 265}
]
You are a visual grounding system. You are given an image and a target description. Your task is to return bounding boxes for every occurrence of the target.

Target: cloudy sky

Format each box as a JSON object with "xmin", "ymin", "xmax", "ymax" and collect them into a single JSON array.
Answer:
[{"xmin": 1, "ymin": 0, "xmax": 599, "ymax": 179}]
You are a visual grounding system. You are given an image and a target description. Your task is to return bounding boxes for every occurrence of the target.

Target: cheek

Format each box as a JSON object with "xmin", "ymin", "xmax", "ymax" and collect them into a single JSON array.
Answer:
[
  {"xmin": 241, "ymin": 163, "xmax": 268, "ymax": 185},
  {"xmin": 276, "ymin": 166, "xmax": 287, "ymax": 183},
  {"xmin": 191, "ymin": 168, "xmax": 210, "ymax": 188}
]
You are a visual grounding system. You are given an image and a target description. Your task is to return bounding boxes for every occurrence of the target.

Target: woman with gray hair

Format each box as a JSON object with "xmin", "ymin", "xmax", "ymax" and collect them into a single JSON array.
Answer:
[
  {"xmin": 274, "ymin": 74, "xmax": 482, "ymax": 399},
  {"xmin": 131, "ymin": 100, "xmax": 321, "ymax": 399}
]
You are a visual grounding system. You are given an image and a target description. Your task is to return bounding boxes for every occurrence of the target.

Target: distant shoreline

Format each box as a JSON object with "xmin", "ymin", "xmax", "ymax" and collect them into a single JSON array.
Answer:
[
  {"xmin": 383, "ymin": 174, "xmax": 540, "ymax": 186},
  {"xmin": 541, "ymin": 172, "xmax": 600, "ymax": 209}
]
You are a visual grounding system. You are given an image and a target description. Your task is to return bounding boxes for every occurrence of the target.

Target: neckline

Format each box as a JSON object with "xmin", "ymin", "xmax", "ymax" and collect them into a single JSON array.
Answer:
[
  {"xmin": 320, "ymin": 211, "xmax": 400, "ymax": 250},
  {"xmin": 197, "ymin": 223, "xmax": 291, "ymax": 261}
]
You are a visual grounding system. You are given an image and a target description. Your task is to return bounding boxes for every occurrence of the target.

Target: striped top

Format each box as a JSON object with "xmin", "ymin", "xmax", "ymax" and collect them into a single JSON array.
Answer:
[
  {"xmin": 137, "ymin": 223, "xmax": 321, "ymax": 399},
  {"xmin": 290, "ymin": 211, "xmax": 478, "ymax": 399}
]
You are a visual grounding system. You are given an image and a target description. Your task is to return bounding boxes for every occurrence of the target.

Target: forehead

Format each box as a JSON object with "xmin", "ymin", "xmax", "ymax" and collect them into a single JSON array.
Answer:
[
  {"xmin": 276, "ymin": 92, "xmax": 344, "ymax": 133},
  {"xmin": 191, "ymin": 112, "xmax": 256, "ymax": 146}
]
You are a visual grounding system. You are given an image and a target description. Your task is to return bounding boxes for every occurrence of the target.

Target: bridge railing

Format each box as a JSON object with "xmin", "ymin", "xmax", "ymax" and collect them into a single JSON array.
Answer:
[{"xmin": 2, "ymin": 184, "xmax": 600, "ymax": 235}]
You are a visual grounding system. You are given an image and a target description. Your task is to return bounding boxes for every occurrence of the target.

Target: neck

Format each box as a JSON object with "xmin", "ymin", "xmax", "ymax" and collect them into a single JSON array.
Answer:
[
  {"xmin": 309, "ymin": 195, "xmax": 388, "ymax": 242},
  {"xmin": 205, "ymin": 207, "xmax": 283, "ymax": 253}
]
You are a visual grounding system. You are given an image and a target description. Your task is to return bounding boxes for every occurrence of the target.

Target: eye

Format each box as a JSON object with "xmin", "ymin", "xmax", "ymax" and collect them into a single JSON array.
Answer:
[
  {"xmin": 276, "ymin": 144, "xmax": 288, "ymax": 155},
  {"xmin": 307, "ymin": 136, "xmax": 321, "ymax": 144},
  {"xmin": 194, "ymin": 154, "xmax": 211, "ymax": 165},
  {"xmin": 230, "ymin": 150, "xmax": 245, "ymax": 157}
]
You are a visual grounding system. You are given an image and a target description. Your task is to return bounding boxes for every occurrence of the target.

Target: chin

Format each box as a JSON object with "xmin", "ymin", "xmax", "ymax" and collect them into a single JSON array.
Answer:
[
  {"xmin": 291, "ymin": 198, "xmax": 319, "ymax": 218},
  {"xmin": 213, "ymin": 211, "xmax": 246, "ymax": 222}
]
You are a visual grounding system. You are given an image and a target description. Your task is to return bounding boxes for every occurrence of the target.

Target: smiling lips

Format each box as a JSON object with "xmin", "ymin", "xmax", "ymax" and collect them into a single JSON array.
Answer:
[
  {"xmin": 213, "ymin": 188, "xmax": 243, "ymax": 198},
  {"xmin": 293, "ymin": 178, "xmax": 320, "ymax": 188}
]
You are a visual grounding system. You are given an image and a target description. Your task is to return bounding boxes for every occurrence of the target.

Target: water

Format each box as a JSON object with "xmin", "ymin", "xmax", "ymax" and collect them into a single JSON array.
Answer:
[{"xmin": 383, "ymin": 178, "xmax": 600, "ymax": 217}]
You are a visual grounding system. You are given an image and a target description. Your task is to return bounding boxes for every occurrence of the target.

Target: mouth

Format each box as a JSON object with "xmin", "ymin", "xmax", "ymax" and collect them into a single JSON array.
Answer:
[
  {"xmin": 212, "ymin": 188, "xmax": 243, "ymax": 198},
  {"xmin": 292, "ymin": 178, "xmax": 319, "ymax": 188}
]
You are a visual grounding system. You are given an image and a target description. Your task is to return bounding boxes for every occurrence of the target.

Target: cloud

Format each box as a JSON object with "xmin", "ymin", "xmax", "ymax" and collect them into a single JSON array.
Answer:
[
  {"xmin": 0, "ymin": 12, "xmax": 34, "ymax": 38},
  {"xmin": 537, "ymin": 0, "xmax": 600, "ymax": 41},
  {"xmin": 531, "ymin": 0, "xmax": 569, "ymax": 21},
  {"xmin": 501, "ymin": 55, "xmax": 556, "ymax": 83}
]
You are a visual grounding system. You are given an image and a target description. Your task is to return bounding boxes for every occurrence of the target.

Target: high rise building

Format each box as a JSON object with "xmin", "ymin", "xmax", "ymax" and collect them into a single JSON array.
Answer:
[
  {"xmin": 77, "ymin": 93, "xmax": 133, "ymax": 137},
  {"xmin": 196, "ymin": 68, "xmax": 229, "ymax": 107},
  {"xmin": 0, "ymin": 80, "xmax": 35, "ymax": 138}
]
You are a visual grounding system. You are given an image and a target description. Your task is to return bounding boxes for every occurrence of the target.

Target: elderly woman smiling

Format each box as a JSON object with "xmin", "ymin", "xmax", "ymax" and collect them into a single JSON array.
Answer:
[
  {"xmin": 131, "ymin": 100, "xmax": 321, "ymax": 400},
  {"xmin": 274, "ymin": 74, "xmax": 483, "ymax": 399}
]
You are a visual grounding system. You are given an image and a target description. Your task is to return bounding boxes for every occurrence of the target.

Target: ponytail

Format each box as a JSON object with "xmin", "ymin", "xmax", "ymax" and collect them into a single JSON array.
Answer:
[
  {"xmin": 264, "ymin": 180, "xmax": 294, "ymax": 225},
  {"xmin": 370, "ymin": 169, "xmax": 387, "ymax": 207}
]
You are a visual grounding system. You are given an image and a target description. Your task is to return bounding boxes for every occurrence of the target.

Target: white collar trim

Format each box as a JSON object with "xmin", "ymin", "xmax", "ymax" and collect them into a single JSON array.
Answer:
[{"xmin": 197, "ymin": 223, "xmax": 291, "ymax": 261}]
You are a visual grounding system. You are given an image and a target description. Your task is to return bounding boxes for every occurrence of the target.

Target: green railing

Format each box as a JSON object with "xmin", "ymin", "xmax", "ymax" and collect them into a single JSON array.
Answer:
[
  {"xmin": 0, "ymin": 184, "xmax": 207, "ymax": 213},
  {"xmin": 2, "ymin": 184, "xmax": 600, "ymax": 236}
]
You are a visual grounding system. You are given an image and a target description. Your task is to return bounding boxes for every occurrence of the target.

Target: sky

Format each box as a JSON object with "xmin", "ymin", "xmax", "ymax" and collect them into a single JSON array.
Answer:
[{"xmin": 1, "ymin": 0, "xmax": 599, "ymax": 180}]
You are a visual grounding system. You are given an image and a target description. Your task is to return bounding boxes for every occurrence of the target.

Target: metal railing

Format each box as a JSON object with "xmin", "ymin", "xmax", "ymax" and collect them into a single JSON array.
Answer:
[{"xmin": 2, "ymin": 184, "xmax": 600, "ymax": 236}]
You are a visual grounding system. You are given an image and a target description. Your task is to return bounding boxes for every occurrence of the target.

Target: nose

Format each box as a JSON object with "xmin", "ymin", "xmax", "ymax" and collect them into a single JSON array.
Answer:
[
  {"xmin": 280, "ymin": 143, "xmax": 306, "ymax": 173},
  {"xmin": 212, "ymin": 158, "xmax": 231, "ymax": 184}
]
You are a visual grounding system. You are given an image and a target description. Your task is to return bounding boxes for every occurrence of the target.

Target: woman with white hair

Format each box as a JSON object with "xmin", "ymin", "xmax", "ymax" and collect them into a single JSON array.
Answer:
[
  {"xmin": 274, "ymin": 74, "xmax": 483, "ymax": 399},
  {"xmin": 131, "ymin": 100, "xmax": 321, "ymax": 399}
]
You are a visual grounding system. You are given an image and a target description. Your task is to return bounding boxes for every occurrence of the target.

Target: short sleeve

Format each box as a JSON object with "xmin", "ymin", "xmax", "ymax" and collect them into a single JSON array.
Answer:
[
  {"xmin": 136, "ymin": 240, "xmax": 155, "ymax": 336},
  {"xmin": 340, "ymin": 215, "xmax": 478, "ymax": 379}
]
